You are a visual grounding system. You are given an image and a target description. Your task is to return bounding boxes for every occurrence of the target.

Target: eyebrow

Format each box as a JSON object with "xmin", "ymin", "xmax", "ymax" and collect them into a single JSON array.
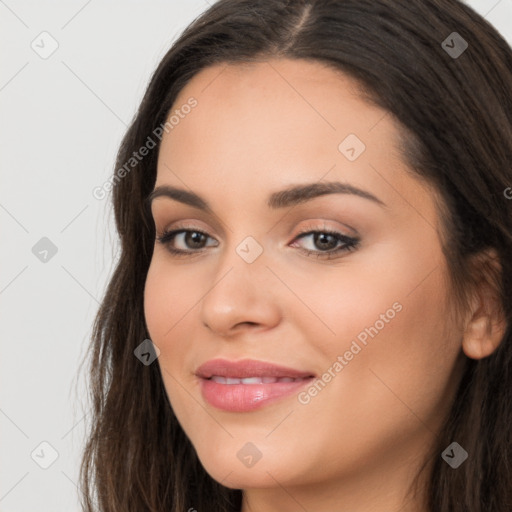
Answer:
[{"xmin": 146, "ymin": 181, "xmax": 387, "ymax": 212}]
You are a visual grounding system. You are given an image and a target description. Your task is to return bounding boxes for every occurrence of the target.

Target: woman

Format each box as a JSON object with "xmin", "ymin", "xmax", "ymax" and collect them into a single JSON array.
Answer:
[{"xmin": 80, "ymin": 0, "xmax": 512, "ymax": 510}]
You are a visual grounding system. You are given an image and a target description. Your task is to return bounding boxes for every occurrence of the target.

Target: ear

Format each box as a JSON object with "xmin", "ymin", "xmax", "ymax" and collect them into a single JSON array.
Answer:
[{"xmin": 462, "ymin": 249, "xmax": 507, "ymax": 360}]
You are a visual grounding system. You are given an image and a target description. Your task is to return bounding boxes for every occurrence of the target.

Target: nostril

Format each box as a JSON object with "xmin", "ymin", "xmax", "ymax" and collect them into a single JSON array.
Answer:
[{"xmin": 235, "ymin": 321, "xmax": 258, "ymax": 328}]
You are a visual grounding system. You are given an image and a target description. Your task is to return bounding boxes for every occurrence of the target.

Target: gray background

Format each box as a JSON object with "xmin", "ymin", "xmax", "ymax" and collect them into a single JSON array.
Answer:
[{"xmin": 1, "ymin": 1, "xmax": 511, "ymax": 510}]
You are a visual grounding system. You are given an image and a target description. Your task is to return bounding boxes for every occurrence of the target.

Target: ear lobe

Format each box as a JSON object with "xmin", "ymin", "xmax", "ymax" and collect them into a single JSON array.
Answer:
[
  {"xmin": 461, "ymin": 250, "xmax": 507, "ymax": 360},
  {"xmin": 462, "ymin": 316, "xmax": 496, "ymax": 359}
]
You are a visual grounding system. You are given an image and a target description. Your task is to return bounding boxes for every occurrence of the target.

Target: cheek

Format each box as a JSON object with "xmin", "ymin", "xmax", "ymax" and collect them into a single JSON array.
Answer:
[
  {"xmin": 300, "ymin": 236, "xmax": 460, "ymax": 428},
  {"xmin": 291, "ymin": 236, "xmax": 450, "ymax": 359},
  {"xmin": 280, "ymin": 251, "xmax": 460, "ymax": 477},
  {"xmin": 143, "ymin": 259, "xmax": 200, "ymax": 417},
  {"xmin": 143, "ymin": 258, "xmax": 188, "ymax": 341},
  {"xmin": 300, "ymin": 225, "xmax": 455, "ymax": 376}
]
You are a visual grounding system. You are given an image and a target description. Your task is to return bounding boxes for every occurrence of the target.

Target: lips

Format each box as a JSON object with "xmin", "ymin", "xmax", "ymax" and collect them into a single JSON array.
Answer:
[
  {"xmin": 195, "ymin": 358, "xmax": 315, "ymax": 380},
  {"xmin": 209, "ymin": 376, "xmax": 305, "ymax": 384},
  {"xmin": 195, "ymin": 358, "xmax": 315, "ymax": 412}
]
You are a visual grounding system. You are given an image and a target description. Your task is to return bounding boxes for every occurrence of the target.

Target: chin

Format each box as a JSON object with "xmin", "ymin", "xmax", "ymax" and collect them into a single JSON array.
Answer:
[{"xmin": 194, "ymin": 444, "xmax": 296, "ymax": 489}]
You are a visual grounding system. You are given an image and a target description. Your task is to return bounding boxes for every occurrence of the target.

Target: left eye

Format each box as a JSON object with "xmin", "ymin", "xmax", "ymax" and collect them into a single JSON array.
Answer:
[
  {"xmin": 290, "ymin": 230, "xmax": 359, "ymax": 258},
  {"xmin": 156, "ymin": 228, "xmax": 360, "ymax": 259}
]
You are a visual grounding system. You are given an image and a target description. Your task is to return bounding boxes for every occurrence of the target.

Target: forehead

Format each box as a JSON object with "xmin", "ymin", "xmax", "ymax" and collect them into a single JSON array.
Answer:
[
  {"xmin": 165, "ymin": 58, "xmax": 397, "ymax": 150},
  {"xmin": 154, "ymin": 58, "xmax": 430, "ymax": 214}
]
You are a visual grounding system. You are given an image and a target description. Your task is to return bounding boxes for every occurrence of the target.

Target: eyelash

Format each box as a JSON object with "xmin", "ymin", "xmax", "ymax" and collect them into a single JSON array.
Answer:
[{"xmin": 156, "ymin": 226, "xmax": 360, "ymax": 260}]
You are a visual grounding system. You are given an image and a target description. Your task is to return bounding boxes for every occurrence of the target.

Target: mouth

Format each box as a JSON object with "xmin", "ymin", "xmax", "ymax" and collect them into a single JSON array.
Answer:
[
  {"xmin": 195, "ymin": 358, "xmax": 315, "ymax": 379},
  {"xmin": 195, "ymin": 358, "xmax": 316, "ymax": 412},
  {"xmin": 207, "ymin": 376, "xmax": 309, "ymax": 384}
]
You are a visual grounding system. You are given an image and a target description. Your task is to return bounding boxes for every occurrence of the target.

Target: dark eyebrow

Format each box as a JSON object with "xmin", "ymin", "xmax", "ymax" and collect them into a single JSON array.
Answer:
[
  {"xmin": 267, "ymin": 181, "xmax": 387, "ymax": 209},
  {"xmin": 146, "ymin": 185, "xmax": 213, "ymax": 213},
  {"xmin": 146, "ymin": 181, "xmax": 387, "ymax": 212}
]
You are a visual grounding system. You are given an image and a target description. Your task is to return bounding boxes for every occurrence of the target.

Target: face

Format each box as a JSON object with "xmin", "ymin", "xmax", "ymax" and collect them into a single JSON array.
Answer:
[{"xmin": 144, "ymin": 59, "xmax": 466, "ymax": 496}]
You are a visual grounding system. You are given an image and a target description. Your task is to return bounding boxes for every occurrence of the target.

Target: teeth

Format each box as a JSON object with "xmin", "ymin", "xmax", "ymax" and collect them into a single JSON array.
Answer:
[
  {"xmin": 211, "ymin": 376, "xmax": 228, "ymax": 384},
  {"xmin": 240, "ymin": 377, "xmax": 266, "ymax": 384},
  {"xmin": 209, "ymin": 376, "xmax": 306, "ymax": 384}
]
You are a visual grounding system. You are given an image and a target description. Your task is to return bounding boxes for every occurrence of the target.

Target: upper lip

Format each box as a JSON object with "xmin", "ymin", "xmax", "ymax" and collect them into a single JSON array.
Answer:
[{"xmin": 195, "ymin": 358, "xmax": 316, "ymax": 379}]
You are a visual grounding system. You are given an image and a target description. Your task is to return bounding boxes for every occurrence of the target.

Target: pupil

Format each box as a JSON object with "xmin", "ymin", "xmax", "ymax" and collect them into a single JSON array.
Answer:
[
  {"xmin": 315, "ymin": 233, "xmax": 336, "ymax": 250},
  {"xmin": 187, "ymin": 232, "xmax": 205, "ymax": 248}
]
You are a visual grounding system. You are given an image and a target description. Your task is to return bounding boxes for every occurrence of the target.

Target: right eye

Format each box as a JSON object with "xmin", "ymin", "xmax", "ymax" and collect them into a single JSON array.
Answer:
[{"xmin": 156, "ymin": 228, "xmax": 219, "ymax": 256}]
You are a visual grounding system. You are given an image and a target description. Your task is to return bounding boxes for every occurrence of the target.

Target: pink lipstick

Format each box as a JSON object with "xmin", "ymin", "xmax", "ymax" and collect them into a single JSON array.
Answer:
[{"xmin": 195, "ymin": 358, "xmax": 315, "ymax": 412}]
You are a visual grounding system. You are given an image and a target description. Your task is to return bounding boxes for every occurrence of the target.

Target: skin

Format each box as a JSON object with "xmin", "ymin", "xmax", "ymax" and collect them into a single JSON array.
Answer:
[{"xmin": 143, "ymin": 59, "xmax": 502, "ymax": 512}]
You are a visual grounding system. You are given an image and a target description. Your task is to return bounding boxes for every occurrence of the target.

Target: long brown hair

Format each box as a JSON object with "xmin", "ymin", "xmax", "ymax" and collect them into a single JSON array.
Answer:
[{"xmin": 79, "ymin": 1, "xmax": 512, "ymax": 510}]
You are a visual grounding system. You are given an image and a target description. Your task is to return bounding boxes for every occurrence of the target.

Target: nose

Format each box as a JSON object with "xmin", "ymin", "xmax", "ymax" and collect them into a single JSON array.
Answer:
[{"xmin": 200, "ymin": 245, "xmax": 282, "ymax": 337}]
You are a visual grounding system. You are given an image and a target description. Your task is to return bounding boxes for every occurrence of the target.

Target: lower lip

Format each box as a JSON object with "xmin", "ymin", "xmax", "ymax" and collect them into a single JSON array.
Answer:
[{"xmin": 199, "ymin": 377, "xmax": 314, "ymax": 412}]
